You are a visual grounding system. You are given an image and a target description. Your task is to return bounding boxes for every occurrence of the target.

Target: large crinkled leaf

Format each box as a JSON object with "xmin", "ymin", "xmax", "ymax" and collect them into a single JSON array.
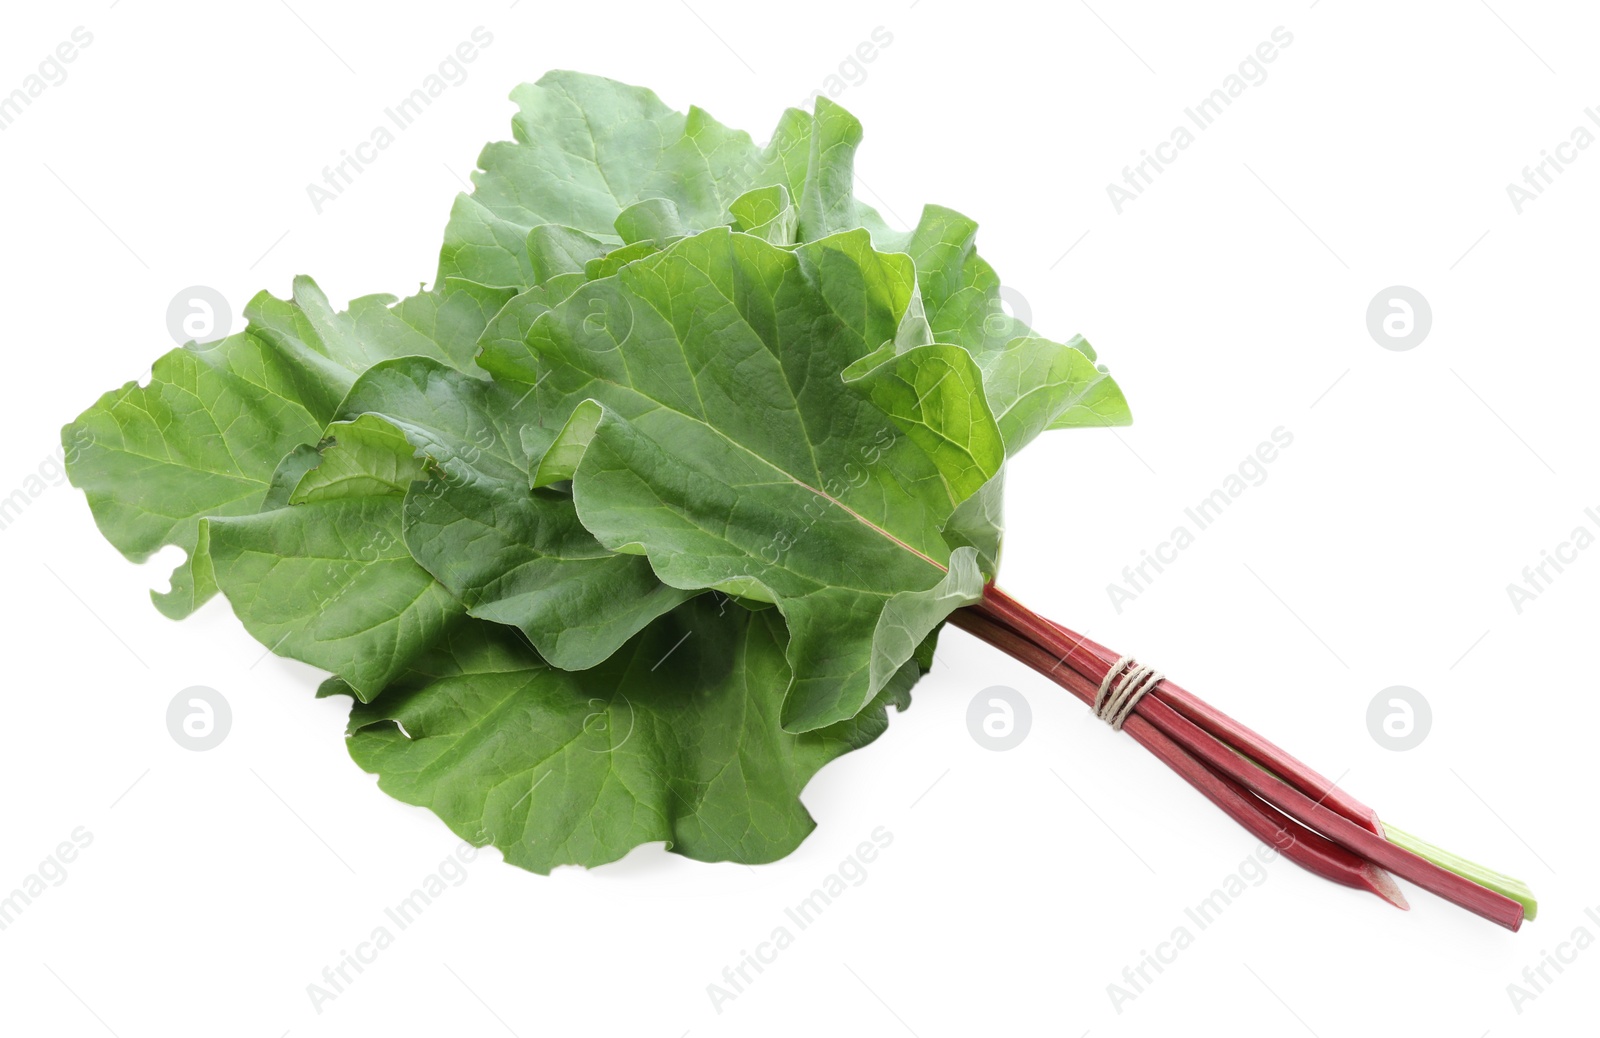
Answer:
[
  {"xmin": 845, "ymin": 316, "xmax": 1129, "ymax": 459},
  {"xmin": 436, "ymin": 70, "xmax": 807, "ymax": 287},
  {"xmin": 519, "ymin": 226, "xmax": 991, "ymax": 731},
  {"xmin": 942, "ymin": 470, "xmax": 1007, "ymax": 576},
  {"xmin": 337, "ymin": 596, "xmax": 932, "ymax": 873},
  {"xmin": 205, "ymin": 348, "xmax": 681, "ymax": 699},
  {"xmin": 840, "ymin": 342, "xmax": 1006, "ymax": 501},
  {"xmin": 797, "ymin": 97, "xmax": 869, "ymax": 240},
  {"xmin": 385, "ymin": 278, "xmax": 521, "ymax": 371},
  {"xmin": 474, "ymin": 224, "xmax": 620, "ymax": 383},
  {"xmin": 528, "ymin": 224, "xmax": 611, "ymax": 285},
  {"xmin": 461, "ymin": 74, "xmax": 1126, "ymax": 525},
  {"xmin": 291, "ymin": 414, "xmax": 425, "ymax": 502},
  {"xmin": 62, "ymin": 276, "xmax": 514, "ymax": 618},
  {"xmin": 900, "ymin": 204, "xmax": 1024, "ymax": 352},
  {"xmin": 62, "ymin": 70, "xmax": 1140, "ymax": 878},
  {"xmin": 901, "ymin": 207, "xmax": 1132, "ymax": 440},
  {"xmin": 442, "ymin": 73, "xmax": 1039, "ymax": 360},
  {"xmin": 789, "ymin": 112, "xmax": 1134, "ymax": 448},
  {"xmin": 729, "ymin": 184, "xmax": 798, "ymax": 245},
  {"xmin": 310, "ymin": 357, "xmax": 689, "ymax": 669},
  {"xmin": 242, "ymin": 276, "xmax": 499, "ymax": 419},
  {"xmin": 979, "ymin": 335, "xmax": 1133, "ymax": 449},
  {"xmin": 206, "ymin": 496, "xmax": 466, "ymax": 701},
  {"xmin": 450, "ymin": 79, "xmax": 974, "ymax": 319},
  {"xmin": 63, "ymin": 331, "xmax": 328, "ymax": 619}
]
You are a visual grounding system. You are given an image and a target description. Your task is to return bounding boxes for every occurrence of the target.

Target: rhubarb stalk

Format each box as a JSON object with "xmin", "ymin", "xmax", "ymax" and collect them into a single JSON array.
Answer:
[{"xmin": 957, "ymin": 586, "xmax": 1534, "ymax": 931}]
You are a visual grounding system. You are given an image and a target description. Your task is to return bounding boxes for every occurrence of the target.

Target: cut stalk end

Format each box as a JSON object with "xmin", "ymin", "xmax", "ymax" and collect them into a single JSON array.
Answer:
[
  {"xmin": 1380, "ymin": 821, "xmax": 1538, "ymax": 922},
  {"xmin": 1360, "ymin": 861, "xmax": 1411, "ymax": 911}
]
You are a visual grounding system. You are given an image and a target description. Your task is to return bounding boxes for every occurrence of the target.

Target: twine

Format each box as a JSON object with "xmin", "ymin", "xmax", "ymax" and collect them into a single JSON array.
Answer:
[{"xmin": 1094, "ymin": 656, "xmax": 1164, "ymax": 731}]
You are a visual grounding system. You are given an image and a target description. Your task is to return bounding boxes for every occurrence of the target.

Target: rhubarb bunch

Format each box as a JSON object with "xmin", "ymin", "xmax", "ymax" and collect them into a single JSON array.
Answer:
[{"xmin": 62, "ymin": 72, "xmax": 1535, "ymax": 928}]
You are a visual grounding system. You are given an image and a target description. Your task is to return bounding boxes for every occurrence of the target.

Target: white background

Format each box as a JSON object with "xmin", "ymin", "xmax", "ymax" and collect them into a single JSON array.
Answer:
[{"xmin": 1, "ymin": 0, "xmax": 1595, "ymax": 1034}]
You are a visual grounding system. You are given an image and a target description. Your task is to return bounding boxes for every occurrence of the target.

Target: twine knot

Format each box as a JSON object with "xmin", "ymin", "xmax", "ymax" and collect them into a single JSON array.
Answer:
[{"xmin": 1094, "ymin": 656, "xmax": 1163, "ymax": 730}]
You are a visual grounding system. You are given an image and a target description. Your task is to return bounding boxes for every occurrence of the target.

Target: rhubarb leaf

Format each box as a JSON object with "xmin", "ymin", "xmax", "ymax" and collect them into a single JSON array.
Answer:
[
  {"xmin": 63, "ymin": 331, "xmax": 326, "ymax": 620},
  {"xmin": 63, "ymin": 276, "xmax": 513, "ymax": 619},
  {"xmin": 339, "ymin": 596, "xmax": 930, "ymax": 872},
  {"xmin": 436, "ymin": 70, "xmax": 805, "ymax": 287},
  {"xmin": 463, "ymin": 75, "xmax": 1127, "ymax": 456},
  {"xmin": 63, "ymin": 71, "xmax": 1138, "ymax": 877},
  {"xmin": 310, "ymin": 357, "xmax": 689, "ymax": 669},
  {"xmin": 521, "ymin": 226, "xmax": 991, "ymax": 730},
  {"xmin": 206, "ymin": 496, "xmax": 466, "ymax": 701},
  {"xmin": 729, "ymin": 184, "xmax": 798, "ymax": 245}
]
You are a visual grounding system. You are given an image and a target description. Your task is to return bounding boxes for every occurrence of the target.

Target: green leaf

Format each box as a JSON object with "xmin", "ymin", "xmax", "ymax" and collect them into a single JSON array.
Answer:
[
  {"xmin": 902, "ymin": 204, "xmax": 1021, "ymax": 351},
  {"xmin": 615, "ymin": 198, "xmax": 688, "ymax": 247},
  {"xmin": 527, "ymin": 225, "xmax": 610, "ymax": 286},
  {"xmin": 584, "ymin": 241, "xmax": 661, "ymax": 280},
  {"xmin": 798, "ymin": 98, "xmax": 867, "ymax": 240},
  {"xmin": 435, "ymin": 70, "xmax": 804, "ymax": 287},
  {"xmin": 984, "ymin": 335, "xmax": 1132, "ymax": 449},
  {"xmin": 942, "ymin": 470, "xmax": 1007, "ymax": 576},
  {"xmin": 263, "ymin": 443, "xmax": 328, "ymax": 511},
  {"xmin": 63, "ymin": 276, "xmax": 513, "ymax": 618},
  {"xmin": 763, "ymin": 110, "xmax": 1133, "ymax": 447},
  {"xmin": 64, "ymin": 71, "xmax": 1140, "ymax": 877},
  {"xmin": 531, "ymin": 399, "xmax": 602, "ymax": 487},
  {"xmin": 523, "ymin": 227, "xmax": 990, "ymax": 730},
  {"xmin": 729, "ymin": 184, "xmax": 798, "ymax": 245},
  {"xmin": 243, "ymin": 276, "xmax": 492, "ymax": 416},
  {"xmin": 63, "ymin": 332, "xmax": 328, "ymax": 619},
  {"xmin": 316, "ymin": 357, "xmax": 690, "ymax": 669},
  {"xmin": 845, "ymin": 328, "xmax": 1129, "ymax": 460},
  {"xmin": 456, "ymin": 73, "xmax": 1128, "ymax": 452},
  {"xmin": 207, "ymin": 496, "xmax": 466, "ymax": 701},
  {"xmin": 899, "ymin": 206, "xmax": 1132, "ymax": 444},
  {"xmin": 293, "ymin": 414, "xmax": 424, "ymax": 502},
  {"xmin": 841, "ymin": 342, "xmax": 1006, "ymax": 503},
  {"xmin": 340, "ymin": 596, "xmax": 926, "ymax": 872},
  {"xmin": 476, "ymin": 284, "xmax": 575, "ymax": 384}
]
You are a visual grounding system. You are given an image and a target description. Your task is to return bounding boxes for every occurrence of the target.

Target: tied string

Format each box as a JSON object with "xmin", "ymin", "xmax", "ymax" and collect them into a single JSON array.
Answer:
[{"xmin": 1094, "ymin": 656, "xmax": 1164, "ymax": 731}]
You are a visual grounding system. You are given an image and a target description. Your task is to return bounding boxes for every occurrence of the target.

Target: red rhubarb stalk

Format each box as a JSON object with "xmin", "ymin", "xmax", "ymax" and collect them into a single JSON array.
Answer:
[
  {"xmin": 949, "ymin": 610, "xmax": 1408, "ymax": 908},
  {"xmin": 956, "ymin": 588, "xmax": 1531, "ymax": 931},
  {"xmin": 979, "ymin": 586, "xmax": 1381, "ymax": 834}
]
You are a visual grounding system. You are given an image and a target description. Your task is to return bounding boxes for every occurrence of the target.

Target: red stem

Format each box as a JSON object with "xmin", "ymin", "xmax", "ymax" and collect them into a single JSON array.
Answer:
[
  {"xmin": 986, "ymin": 587, "xmax": 1381, "ymax": 836},
  {"xmin": 1137, "ymin": 692, "xmax": 1521, "ymax": 929},
  {"xmin": 979, "ymin": 586, "xmax": 1382, "ymax": 835},
  {"xmin": 949, "ymin": 611, "xmax": 1407, "ymax": 907},
  {"xmin": 958, "ymin": 589, "xmax": 1525, "ymax": 931}
]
